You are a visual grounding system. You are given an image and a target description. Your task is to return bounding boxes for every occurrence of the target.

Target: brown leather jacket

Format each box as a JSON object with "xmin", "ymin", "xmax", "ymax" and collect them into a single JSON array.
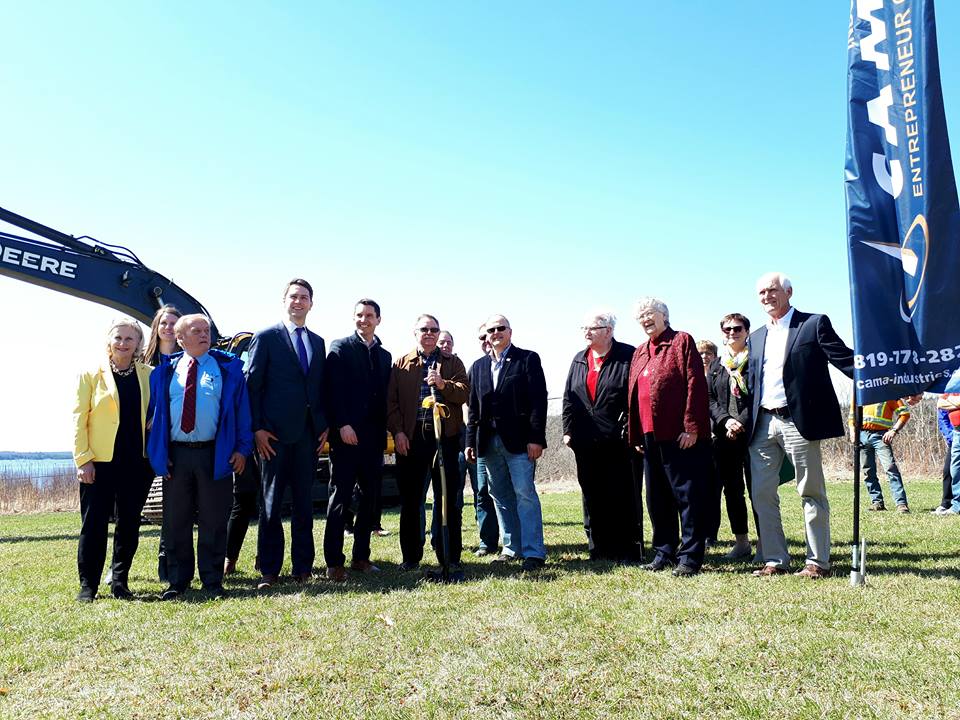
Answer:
[
  {"xmin": 627, "ymin": 327, "xmax": 710, "ymax": 444},
  {"xmin": 387, "ymin": 349, "xmax": 469, "ymax": 440}
]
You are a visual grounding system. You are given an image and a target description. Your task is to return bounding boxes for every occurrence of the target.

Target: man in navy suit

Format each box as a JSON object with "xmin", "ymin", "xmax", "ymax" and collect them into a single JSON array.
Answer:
[
  {"xmin": 246, "ymin": 278, "xmax": 329, "ymax": 589},
  {"xmin": 322, "ymin": 299, "xmax": 391, "ymax": 582},
  {"xmin": 465, "ymin": 315, "xmax": 548, "ymax": 571},
  {"xmin": 746, "ymin": 272, "xmax": 854, "ymax": 579}
]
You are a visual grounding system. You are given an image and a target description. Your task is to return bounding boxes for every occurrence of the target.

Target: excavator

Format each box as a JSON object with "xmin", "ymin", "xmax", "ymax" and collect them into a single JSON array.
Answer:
[{"xmin": 0, "ymin": 205, "xmax": 398, "ymax": 520}]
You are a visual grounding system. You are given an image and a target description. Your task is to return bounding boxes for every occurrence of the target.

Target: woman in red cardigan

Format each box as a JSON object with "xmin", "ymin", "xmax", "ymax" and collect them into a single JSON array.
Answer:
[{"xmin": 627, "ymin": 297, "xmax": 713, "ymax": 576}]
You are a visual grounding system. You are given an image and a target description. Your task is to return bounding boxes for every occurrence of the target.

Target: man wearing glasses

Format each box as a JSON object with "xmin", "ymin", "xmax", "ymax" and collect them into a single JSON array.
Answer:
[
  {"xmin": 466, "ymin": 315, "xmax": 549, "ymax": 571},
  {"xmin": 386, "ymin": 314, "xmax": 469, "ymax": 573}
]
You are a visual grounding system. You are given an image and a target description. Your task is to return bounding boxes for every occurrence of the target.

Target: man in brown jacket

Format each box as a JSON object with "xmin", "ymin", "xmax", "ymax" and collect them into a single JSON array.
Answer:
[{"xmin": 387, "ymin": 314, "xmax": 470, "ymax": 572}]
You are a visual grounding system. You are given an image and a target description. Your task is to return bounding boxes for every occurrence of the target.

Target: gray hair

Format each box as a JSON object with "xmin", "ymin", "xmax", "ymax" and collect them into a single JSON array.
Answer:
[
  {"xmin": 633, "ymin": 297, "xmax": 669, "ymax": 324},
  {"xmin": 756, "ymin": 271, "xmax": 793, "ymax": 293},
  {"xmin": 584, "ymin": 309, "xmax": 617, "ymax": 330},
  {"xmin": 105, "ymin": 317, "xmax": 144, "ymax": 359}
]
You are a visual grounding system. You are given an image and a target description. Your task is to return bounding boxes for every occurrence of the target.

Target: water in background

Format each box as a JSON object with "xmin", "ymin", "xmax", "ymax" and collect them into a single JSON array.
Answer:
[{"xmin": 0, "ymin": 458, "xmax": 75, "ymax": 486}]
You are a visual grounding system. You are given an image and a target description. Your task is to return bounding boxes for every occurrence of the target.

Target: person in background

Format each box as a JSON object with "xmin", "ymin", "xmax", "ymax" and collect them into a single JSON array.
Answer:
[
  {"xmin": 73, "ymin": 318, "xmax": 154, "ymax": 602},
  {"xmin": 934, "ymin": 397, "xmax": 956, "ymax": 514},
  {"xmin": 849, "ymin": 399, "xmax": 911, "ymax": 513},
  {"xmin": 939, "ymin": 393, "xmax": 960, "ymax": 517},
  {"xmin": 628, "ymin": 298, "xmax": 712, "ymax": 577},
  {"xmin": 706, "ymin": 314, "xmax": 755, "ymax": 560},
  {"xmin": 562, "ymin": 310, "xmax": 639, "ymax": 562},
  {"xmin": 697, "ymin": 338, "xmax": 721, "ymax": 548},
  {"xmin": 143, "ymin": 304, "xmax": 183, "ymax": 584}
]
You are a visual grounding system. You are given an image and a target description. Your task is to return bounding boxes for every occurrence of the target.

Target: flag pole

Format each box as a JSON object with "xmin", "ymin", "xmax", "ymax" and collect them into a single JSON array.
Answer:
[{"xmin": 850, "ymin": 404, "xmax": 866, "ymax": 586}]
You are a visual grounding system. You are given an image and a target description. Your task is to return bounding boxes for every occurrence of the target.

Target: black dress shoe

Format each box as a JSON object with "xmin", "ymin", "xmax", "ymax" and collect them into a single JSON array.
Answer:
[
  {"xmin": 399, "ymin": 561, "xmax": 420, "ymax": 572},
  {"xmin": 672, "ymin": 564, "xmax": 699, "ymax": 577},
  {"xmin": 159, "ymin": 587, "xmax": 182, "ymax": 601},
  {"xmin": 111, "ymin": 584, "xmax": 134, "ymax": 600},
  {"xmin": 77, "ymin": 587, "xmax": 96, "ymax": 603},
  {"xmin": 521, "ymin": 557, "xmax": 545, "ymax": 572},
  {"xmin": 204, "ymin": 585, "xmax": 227, "ymax": 600},
  {"xmin": 642, "ymin": 558, "xmax": 675, "ymax": 572}
]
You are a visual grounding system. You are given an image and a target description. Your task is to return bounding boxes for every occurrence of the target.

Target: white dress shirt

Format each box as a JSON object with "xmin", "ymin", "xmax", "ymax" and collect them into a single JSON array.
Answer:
[{"xmin": 760, "ymin": 307, "xmax": 795, "ymax": 410}]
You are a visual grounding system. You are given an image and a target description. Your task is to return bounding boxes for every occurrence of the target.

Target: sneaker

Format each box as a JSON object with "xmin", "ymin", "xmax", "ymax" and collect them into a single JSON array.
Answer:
[
  {"xmin": 868, "ymin": 501, "xmax": 886, "ymax": 511},
  {"xmin": 896, "ymin": 504, "xmax": 910, "ymax": 514},
  {"xmin": 931, "ymin": 506, "xmax": 951, "ymax": 515},
  {"xmin": 374, "ymin": 527, "xmax": 391, "ymax": 537}
]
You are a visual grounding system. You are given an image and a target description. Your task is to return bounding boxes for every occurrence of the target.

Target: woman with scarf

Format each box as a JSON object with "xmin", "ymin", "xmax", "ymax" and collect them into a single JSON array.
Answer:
[{"xmin": 707, "ymin": 312, "xmax": 754, "ymax": 560}]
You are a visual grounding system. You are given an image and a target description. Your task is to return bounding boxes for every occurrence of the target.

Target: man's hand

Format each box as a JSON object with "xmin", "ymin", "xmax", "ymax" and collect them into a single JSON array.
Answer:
[
  {"xmin": 562, "ymin": 434, "xmax": 572, "ymax": 448},
  {"xmin": 527, "ymin": 443, "xmax": 544, "ymax": 461},
  {"xmin": 77, "ymin": 462, "xmax": 95, "ymax": 484},
  {"xmin": 426, "ymin": 364, "xmax": 446, "ymax": 391},
  {"xmin": 465, "ymin": 446, "xmax": 477, "ymax": 463},
  {"xmin": 255, "ymin": 429, "xmax": 278, "ymax": 460},
  {"xmin": 904, "ymin": 394, "xmax": 922, "ymax": 406},
  {"xmin": 394, "ymin": 432, "xmax": 410, "ymax": 456},
  {"xmin": 724, "ymin": 419, "xmax": 743, "ymax": 435},
  {"xmin": 677, "ymin": 431, "xmax": 697, "ymax": 450},
  {"xmin": 882, "ymin": 429, "xmax": 897, "ymax": 445},
  {"xmin": 229, "ymin": 452, "xmax": 246, "ymax": 474},
  {"xmin": 339, "ymin": 425, "xmax": 358, "ymax": 446},
  {"xmin": 634, "ymin": 445, "xmax": 644, "ymax": 455}
]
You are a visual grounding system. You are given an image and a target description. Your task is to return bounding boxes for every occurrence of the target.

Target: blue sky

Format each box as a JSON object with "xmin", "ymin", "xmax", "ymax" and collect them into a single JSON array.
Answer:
[{"xmin": 2, "ymin": 2, "xmax": 959, "ymax": 450}]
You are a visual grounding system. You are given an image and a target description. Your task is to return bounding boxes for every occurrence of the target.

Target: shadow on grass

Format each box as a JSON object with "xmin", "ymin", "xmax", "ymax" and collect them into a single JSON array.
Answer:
[{"xmin": 0, "ymin": 526, "xmax": 162, "ymax": 544}]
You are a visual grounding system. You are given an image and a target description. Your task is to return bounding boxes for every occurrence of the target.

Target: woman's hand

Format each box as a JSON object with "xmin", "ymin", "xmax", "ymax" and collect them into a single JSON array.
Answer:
[
  {"xmin": 677, "ymin": 431, "xmax": 697, "ymax": 449},
  {"xmin": 77, "ymin": 462, "xmax": 95, "ymax": 484}
]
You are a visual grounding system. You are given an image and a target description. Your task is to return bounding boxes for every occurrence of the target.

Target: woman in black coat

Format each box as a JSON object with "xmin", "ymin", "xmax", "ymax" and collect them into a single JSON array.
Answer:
[
  {"xmin": 706, "ymin": 313, "xmax": 754, "ymax": 559},
  {"xmin": 562, "ymin": 311, "xmax": 642, "ymax": 562}
]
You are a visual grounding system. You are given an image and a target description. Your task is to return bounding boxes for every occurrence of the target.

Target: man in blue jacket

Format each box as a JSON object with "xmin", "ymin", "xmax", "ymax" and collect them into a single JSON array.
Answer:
[{"xmin": 147, "ymin": 314, "xmax": 253, "ymax": 600}]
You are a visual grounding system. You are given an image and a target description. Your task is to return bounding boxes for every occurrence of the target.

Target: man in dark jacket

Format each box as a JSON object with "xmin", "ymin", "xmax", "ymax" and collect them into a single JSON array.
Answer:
[
  {"xmin": 322, "ymin": 299, "xmax": 391, "ymax": 581},
  {"xmin": 245, "ymin": 279, "xmax": 329, "ymax": 589},
  {"xmin": 747, "ymin": 272, "xmax": 854, "ymax": 579},
  {"xmin": 466, "ymin": 315, "xmax": 548, "ymax": 572},
  {"xmin": 562, "ymin": 311, "xmax": 640, "ymax": 562}
]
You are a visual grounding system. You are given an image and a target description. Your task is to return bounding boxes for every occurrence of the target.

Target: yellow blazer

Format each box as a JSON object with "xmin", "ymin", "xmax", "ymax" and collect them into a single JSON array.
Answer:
[{"xmin": 73, "ymin": 362, "xmax": 152, "ymax": 467}]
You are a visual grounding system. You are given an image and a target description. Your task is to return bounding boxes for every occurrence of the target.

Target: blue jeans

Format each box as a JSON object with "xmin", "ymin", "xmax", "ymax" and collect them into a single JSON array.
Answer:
[
  {"xmin": 950, "ymin": 429, "xmax": 960, "ymax": 513},
  {"xmin": 860, "ymin": 430, "xmax": 908, "ymax": 507},
  {"xmin": 477, "ymin": 434, "xmax": 545, "ymax": 560}
]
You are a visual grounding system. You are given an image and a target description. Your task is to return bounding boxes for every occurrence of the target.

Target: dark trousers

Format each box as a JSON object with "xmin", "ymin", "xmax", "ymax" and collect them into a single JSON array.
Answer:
[
  {"xmin": 163, "ymin": 445, "xmax": 233, "ymax": 590},
  {"xmin": 77, "ymin": 458, "xmax": 152, "ymax": 590},
  {"xmin": 942, "ymin": 441, "xmax": 954, "ymax": 508},
  {"xmin": 573, "ymin": 439, "xmax": 643, "ymax": 561},
  {"xmin": 396, "ymin": 428, "xmax": 462, "ymax": 565},
  {"xmin": 225, "ymin": 456, "xmax": 259, "ymax": 562},
  {"xmin": 324, "ymin": 430, "xmax": 384, "ymax": 567},
  {"xmin": 644, "ymin": 436, "xmax": 711, "ymax": 570},
  {"xmin": 711, "ymin": 434, "xmax": 751, "ymax": 537},
  {"xmin": 258, "ymin": 429, "xmax": 317, "ymax": 576}
]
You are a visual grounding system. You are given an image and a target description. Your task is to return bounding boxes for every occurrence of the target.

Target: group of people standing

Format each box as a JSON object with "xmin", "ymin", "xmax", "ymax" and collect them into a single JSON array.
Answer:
[{"xmin": 73, "ymin": 269, "xmax": 871, "ymax": 602}]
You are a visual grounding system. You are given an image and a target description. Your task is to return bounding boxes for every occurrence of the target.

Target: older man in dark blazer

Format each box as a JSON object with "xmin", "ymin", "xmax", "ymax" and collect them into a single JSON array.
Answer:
[
  {"xmin": 465, "ymin": 315, "xmax": 548, "ymax": 572},
  {"xmin": 322, "ymin": 299, "xmax": 391, "ymax": 581},
  {"xmin": 245, "ymin": 278, "xmax": 329, "ymax": 589},
  {"xmin": 747, "ymin": 272, "xmax": 854, "ymax": 579}
]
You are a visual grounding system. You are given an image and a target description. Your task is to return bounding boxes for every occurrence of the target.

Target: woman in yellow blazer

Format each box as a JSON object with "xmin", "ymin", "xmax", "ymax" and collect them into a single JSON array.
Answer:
[{"xmin": 73, "ymin": 317, "xmax": 153, "ymax": 602}]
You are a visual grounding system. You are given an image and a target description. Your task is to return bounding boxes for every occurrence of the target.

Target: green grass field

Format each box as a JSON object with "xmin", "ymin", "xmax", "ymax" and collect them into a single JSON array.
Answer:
[{"xmin": 1, "ymin": 480, "xmax": 959, "ymax": 720}]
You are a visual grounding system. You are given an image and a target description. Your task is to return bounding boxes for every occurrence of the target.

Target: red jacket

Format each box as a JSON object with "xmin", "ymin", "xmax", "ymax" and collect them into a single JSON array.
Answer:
[{"xmin": 628, "ymin": 327, "xmax": 710, "ymax": 444}]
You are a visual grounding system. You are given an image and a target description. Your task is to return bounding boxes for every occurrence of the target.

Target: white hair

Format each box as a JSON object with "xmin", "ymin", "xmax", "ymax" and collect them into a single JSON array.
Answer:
[
  {"xmin": 633, "ymin": 297, "xmax": 669, "ymax": 324},
  {"xmin": 584, "ymin": 309, "xmax": 617, "ymax": 330},
  {"xmin": 756, "ymin": 271, "xmax": 793, "ymax": 293}
]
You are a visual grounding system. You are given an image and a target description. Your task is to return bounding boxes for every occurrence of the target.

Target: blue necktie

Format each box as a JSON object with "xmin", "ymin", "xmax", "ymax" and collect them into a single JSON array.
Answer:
[{"xmin": 295, "ymin": 327, "xmax": 309, "ymax": 375}]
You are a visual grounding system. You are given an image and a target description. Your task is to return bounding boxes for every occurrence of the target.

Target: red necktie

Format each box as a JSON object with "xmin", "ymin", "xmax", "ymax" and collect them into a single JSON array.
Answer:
[{"xmin": 181, "ymin": 357, "xmax": 197, "ymax": 433}]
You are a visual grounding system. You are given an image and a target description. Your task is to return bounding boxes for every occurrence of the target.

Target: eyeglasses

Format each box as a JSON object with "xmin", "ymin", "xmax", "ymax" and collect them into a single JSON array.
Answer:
[
  {"xmin": 418, "ymin": 327, "xmax": 440, "ymax": 334},
  {"xmin": 636, "ymin": 311, "xmax": 661, "ymax": 321},
  {"xmin": 722, "ymin": 325, "xmax": 744, "ymax": 334},
  {"xmin": 581, "ymin": 325, "xmax": 609, "ymax": 332},
  {"xmin": 486, "ymin": 325, "xmax": 508, "ymax": 334}
]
